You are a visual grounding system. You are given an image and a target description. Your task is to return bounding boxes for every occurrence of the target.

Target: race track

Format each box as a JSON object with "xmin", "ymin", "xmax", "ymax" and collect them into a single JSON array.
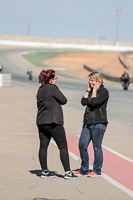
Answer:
[{"xmin": 0, "ymin": 48, "xmax": 133, "ymax": 126}]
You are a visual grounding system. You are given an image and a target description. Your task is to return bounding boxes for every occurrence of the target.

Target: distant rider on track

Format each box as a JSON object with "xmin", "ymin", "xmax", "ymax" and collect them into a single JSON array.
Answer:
[
  {"xmin": 27, "ymin": 68, "xmax": 33, "ymax": 80},
  {"xmin": 120, "ymin": 71, "xmax": 130, "ymax": 90}
]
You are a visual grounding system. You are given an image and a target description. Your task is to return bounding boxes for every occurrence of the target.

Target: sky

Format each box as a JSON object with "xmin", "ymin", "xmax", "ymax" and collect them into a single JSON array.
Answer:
[{"xmin": 0, "ymin": 0, "xmax": 133, "ymax": 43}]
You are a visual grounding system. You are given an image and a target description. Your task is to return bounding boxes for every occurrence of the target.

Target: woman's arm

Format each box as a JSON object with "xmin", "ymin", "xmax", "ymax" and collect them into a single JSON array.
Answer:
[
  {"xmin": 52, "ymin": 86, "xmax": 67, "ymax": 105},
  {"xmin": 88, "ymin": 88, "xmax": 109, "ymax": 108}
]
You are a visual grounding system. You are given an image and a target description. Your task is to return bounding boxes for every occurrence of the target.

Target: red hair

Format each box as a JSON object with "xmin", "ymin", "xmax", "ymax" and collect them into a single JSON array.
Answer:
[{"xmin": 38, "ymin": 69, "xmax": 55, "ymax": 84}]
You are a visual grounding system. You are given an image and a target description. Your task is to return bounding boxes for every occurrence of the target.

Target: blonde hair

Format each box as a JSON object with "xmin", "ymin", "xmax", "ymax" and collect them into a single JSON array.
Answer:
[{"xmin": 88, "ymin": 71, "xmax": 103, "ymax": 85}]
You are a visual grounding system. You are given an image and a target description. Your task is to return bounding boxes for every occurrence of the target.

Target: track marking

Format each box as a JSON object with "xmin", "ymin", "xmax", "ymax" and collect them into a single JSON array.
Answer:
[
  {"xmin": 102, "ymin": 144, "xmax": 133, "ymax": 163},
  {"xmin": 51, "ymin": 135, "xmax": 133, "ymax": 198}
]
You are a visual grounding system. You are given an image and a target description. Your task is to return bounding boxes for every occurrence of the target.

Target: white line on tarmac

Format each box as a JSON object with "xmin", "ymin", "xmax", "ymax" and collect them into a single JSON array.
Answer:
[
  {"xmin": 51, "ymin": 138, "xmax": 133, "ymax": 198},
  {"xmin": 102, "ymin": 173, "xmax": 133, "ymax": 198},
  {"xmin": 70, "ymin": 152, "xmax": 133, "ymax": 198},
  {"xmin": 102, "ymin": 144, "xmax": 133, "ymax": 163},
  {"xmin": 76, "ymin": 135, "xmax": 133, "ymax": 197}
]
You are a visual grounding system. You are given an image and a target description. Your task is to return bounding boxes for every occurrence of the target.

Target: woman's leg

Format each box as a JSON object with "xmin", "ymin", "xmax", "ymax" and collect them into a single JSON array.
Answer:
[
  {"xmin": 51, "ymin": 124, "xmax": 71, "ymax": 172},
  {"xmin": 38, "ymin": 125, "xmax": 51, "ymax": 170},
  {"xmin": 78, "ymin": 124, "xmax": 91, "ymax": 174},
  {"xmin": 90, "ymin": 124, "xmax": 107, "ymax": 175}
]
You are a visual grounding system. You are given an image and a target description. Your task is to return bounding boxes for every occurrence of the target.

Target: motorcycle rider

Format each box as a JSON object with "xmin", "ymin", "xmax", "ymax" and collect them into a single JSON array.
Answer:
[
  {"xmin": 120, "ymin": 71, "xmax": 130, "ymax": 90},
  {"xmin": 27, "ymin": 68, "xmax": 33, "ymax": 80}
]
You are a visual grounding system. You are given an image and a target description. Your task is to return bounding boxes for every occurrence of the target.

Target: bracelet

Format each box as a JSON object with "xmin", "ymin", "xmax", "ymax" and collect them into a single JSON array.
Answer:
[{"xmin": 86, "ymin": 90, "xmax": 90, "ymax": 92}]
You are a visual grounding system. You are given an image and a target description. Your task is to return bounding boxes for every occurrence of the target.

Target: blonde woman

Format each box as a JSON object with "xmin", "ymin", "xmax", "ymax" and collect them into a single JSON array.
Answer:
[{"xmin": 74, "ymin": 71, "xmax": 109, "ymax": 177}]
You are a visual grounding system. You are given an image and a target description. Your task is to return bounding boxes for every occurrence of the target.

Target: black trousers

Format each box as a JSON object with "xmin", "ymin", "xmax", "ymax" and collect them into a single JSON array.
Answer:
[{"xmin": 37, "ymin": 124, "xmax": 71, "ymax": 172}]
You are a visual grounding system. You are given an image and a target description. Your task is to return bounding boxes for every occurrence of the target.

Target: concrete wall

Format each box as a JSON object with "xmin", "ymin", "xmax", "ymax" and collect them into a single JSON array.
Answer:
[
  {"xmin": 1, "ymin": 34, "xmax": 133, "ymax": 51},
  {"xmin": 0, "ymin": 34, "xmax": 133, "ymax": 46}
]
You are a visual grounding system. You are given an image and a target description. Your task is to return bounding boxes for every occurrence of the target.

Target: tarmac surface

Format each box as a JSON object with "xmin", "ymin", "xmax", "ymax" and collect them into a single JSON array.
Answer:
[
  {"xmin": 0, "ymin": 82, "xmax": 133, "ymax": 200},
  {"xmin": 0, "ymin": 48, "xmax": 133, "ymax": 200}
]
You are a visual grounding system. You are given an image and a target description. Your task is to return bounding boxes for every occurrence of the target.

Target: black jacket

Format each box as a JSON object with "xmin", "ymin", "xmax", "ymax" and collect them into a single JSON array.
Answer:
[
  {"xmin": 36, "ymin": 83, "xmax": 67, "ymax": 125},
  {"xmin": 81, "ymin": 85, "xmax": 109, "ymax": 125}
]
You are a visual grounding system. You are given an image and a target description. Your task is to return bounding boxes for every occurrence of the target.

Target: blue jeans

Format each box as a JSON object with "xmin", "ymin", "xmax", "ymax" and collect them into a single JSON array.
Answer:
[{"xmin": 79, "ymin": 123, "xmax": 107, "ymax": 175}]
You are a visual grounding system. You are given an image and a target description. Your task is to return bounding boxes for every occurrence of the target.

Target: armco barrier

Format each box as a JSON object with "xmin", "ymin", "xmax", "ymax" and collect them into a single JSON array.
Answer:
[
  {"xmin": 0, "ymin": 74, "xmax": 12, "ymax": 87},
  {"xmin": 119, "ymin": 54, "xmax": 129, "ymax": 70},
  {"xmin": 83, "ymin": 65, "xmax": 133, "ymax": 83}
]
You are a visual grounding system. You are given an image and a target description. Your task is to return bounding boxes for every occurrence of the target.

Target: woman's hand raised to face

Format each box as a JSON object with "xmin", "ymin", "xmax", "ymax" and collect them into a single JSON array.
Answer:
[
  {"xmin": 87, "ymin": 81, "xmax": 91, "ymax": 92},
  {"xmin": 94, "ymin": 82, "xmax": 101, "ymax": 91}
]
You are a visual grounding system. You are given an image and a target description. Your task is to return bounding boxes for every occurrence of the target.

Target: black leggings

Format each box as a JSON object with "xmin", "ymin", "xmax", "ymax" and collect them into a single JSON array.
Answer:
[{"xmin": 37, "ymin": 124, "xmax": 71, "ymax": 172}]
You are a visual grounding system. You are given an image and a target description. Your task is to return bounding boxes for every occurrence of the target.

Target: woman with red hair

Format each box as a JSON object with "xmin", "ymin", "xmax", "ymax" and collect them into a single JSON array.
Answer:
[{"xmin": 36, "ymin": 69, "xmax": 77, "ymax": 179}]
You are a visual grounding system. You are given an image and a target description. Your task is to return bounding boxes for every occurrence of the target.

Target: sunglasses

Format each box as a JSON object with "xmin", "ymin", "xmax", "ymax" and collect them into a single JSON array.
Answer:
[{"xmin": 53, "ymin": 77, "xmax": 58, "ymax": 80}]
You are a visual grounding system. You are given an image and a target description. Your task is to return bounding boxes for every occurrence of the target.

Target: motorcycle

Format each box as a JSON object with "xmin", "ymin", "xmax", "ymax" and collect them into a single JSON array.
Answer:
[
  {"xmin": 27, "ymin": 68, "xmax": 33, "ymax": 81},
  {"xmin": 121, "ymin": 79, "xmax": 129, "ymax": 90},
  {"xmin": 28, "ymin": 73, "xmax": 32, "ymax": 81},
  {"xmin": 120, "ymin": 72, "xmax": 130, "ymax": 90}
]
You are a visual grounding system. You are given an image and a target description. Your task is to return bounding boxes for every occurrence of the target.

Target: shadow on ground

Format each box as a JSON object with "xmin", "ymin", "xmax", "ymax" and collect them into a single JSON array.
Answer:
[
  {"xmin": 29, "ymin": 170, "xmax": 64, "ymax": 178},
  {"xmin": 33, "ymin": 198, "xmax": 66, "ymax": 200}
]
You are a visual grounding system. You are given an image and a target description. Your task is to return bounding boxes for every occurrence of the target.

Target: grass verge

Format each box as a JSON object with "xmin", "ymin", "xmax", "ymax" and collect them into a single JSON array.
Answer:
[{"xmin": 22, "ymin": 50, "xmax": 100, "ymax": 79}]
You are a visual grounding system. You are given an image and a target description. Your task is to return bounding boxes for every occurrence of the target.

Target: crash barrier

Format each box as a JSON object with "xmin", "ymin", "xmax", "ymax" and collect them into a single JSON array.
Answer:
[
  {"xmin": 119, "ymin": 52, "xmax": 133, "ymax": 83},
  {"xmin": 84, "ymin": 65, "xmax": 120, "ymax": 82},
  {"xmin": 83, "ymin": 65, "xmax": 133, "ymax": 83},
  {"xmin": 119, "ymin": 51, "xmax": 133, "ymax": 71},
  {"xmin": 0, "ymin": 74, "xmax": 12, "ymax": 87},
  {"xmin": 84, "ymin": 51, "xmax": 133, "ymax": 83},
  {"xmin": 119, "ymin": 54, "xmax": 129, "ymax": 70}
]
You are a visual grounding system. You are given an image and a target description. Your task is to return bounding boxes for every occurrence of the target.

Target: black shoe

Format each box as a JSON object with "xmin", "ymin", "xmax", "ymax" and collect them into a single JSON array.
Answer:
[
  {"xmin": 41, "ymin": 171, "xmax": 56, "ymax": 178},
  {"xmin": 64, "ymin": 171, "xmax": 77, "ymax": 179}
]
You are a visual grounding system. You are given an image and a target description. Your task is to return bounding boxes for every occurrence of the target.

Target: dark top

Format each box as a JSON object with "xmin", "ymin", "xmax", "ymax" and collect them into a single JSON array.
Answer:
[
  {"xmin": 81, "ymin": 85, "xmax": 109, "ymax": 125},
  {"xmin": 120, "ymin": 72, "xmax": 130, "ymax": 82},
  {"xmin": 36, "ymin": 83, "xmax": 67, "ymax": 125}
]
